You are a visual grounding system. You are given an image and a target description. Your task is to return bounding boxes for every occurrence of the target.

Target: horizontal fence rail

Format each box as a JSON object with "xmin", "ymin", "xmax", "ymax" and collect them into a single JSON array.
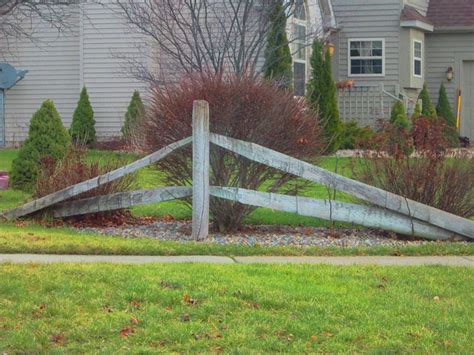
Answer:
[
  {"xmin": 210, "ymin": 187, "xmax": 456, "ymax": 240},
  {"xmin": 52, "ymin": 187, "xmax": 192, "ymax": 218},
  {"xmin": 210, "ymin": 133, "xmax": 474, "ymax": 239},
  {"xmin": 4, "ymin": 100, "xmax": 472, "ymax": 242},
  {"xmin": 1, "ymin": 137, "xmax": 192, "ymax": 220}
]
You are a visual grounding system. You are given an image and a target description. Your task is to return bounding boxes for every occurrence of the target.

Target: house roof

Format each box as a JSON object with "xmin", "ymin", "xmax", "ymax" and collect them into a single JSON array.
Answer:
[
  {"xmin": 400, "ymin": 5, "xmax": 432, "ymax": 25},
  {"xmin": 427, "ymin": 0, "xmax": 474, "ymax": 28}
]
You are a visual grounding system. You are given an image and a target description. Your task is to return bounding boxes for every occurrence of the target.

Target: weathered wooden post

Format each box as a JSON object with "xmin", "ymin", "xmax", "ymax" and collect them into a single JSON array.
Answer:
[{"xmin": 192, "ymin": 100, "xmax": 210, "ymax": 241}]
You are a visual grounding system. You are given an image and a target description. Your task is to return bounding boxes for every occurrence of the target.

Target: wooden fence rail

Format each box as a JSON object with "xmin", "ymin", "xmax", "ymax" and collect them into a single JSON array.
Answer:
[
  {"xmin": 210, "ymin": 133, "xmax": 474, "ymax": 239},
  {"xmin": 3, "ymin": 99, "xmax": 473, "ymax": 241},
  {"xmin": 53, "ymin": 187, "xmax": 192, "ymax": 218},
  {"xmin": 1, "ymin": 137, "xmax": 192, "ymax": 220},
  {"xmin": 209, "ymin": 187, "xmax": 456, "ymax": 241}
]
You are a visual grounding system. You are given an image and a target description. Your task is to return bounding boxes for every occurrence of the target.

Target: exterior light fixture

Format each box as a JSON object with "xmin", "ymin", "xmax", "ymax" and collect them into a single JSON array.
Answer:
[
  {"xmin": 326, "ymin": 42, "xmax": 335, "ymax": 57},
  {"xmin": 446, "ymin": 66, "xmax": 454, "ymax": 82}
]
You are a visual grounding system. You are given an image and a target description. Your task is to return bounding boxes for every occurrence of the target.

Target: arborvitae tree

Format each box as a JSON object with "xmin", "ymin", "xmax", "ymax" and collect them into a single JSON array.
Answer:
[
  {"xmin": 436, "ymin": 83, "xmax": 459, "ymax": 147},
  {"xmin": 390, "ymin": 101, "xmax": 410, "ymax": 129},
  {"xmin": 417, "ymin": 84, "xmax": 437, "ymax": 119},
  {"xmin": 411, "ymin": 101, "xmax": 422, "ymax": 121},
  {"xmin": 10, "ymin": 100, "xmax": 71, "ymax": 191},
  {"xmin": 436, "ymin": 83, "xmax": 455, "ymax": 127},
  {"xmin": 307, "ymin": 39, "xmax": 343, "ymax": 153},
  {"xmin": 306, "ymin": 39, "xmax": 325, "ymax": 112},
  {"xmin": 263, "ymin": 0, "xmax": 293, "ymax": 89},
  {"xmin": 321, "ymin": 50, "xmax": 343, "ymax": 152},
  {"xmin": 121, "ymin": 90, "xmax": 145, "ymax": 141},
  {"xmin": 70, "ymin": 86, "xmax": 96, "ymax": 144}
]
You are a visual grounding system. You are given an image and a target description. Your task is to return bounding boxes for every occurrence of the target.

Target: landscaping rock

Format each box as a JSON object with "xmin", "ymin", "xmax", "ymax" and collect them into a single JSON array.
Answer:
[{"xmin": 76, "ymin": 221, "xmax": 459, "ymax": 249}]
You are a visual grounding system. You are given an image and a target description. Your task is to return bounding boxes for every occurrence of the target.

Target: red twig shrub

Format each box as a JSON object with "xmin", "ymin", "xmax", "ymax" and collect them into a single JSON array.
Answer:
[
  {"xmin": 35, "ymin": 145, "xmax": 137, "ymax": 218},
  {"xmin": 355, "ymin": 117, "xmax": 473, "ymax": 218},
  {"xmin": 140, "ymin": 73, "xmax": 322, "ymax": 232}
]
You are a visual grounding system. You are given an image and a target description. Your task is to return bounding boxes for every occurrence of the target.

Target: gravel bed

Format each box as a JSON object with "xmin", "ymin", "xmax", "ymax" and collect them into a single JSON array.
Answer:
[{"xmin": 76, "ymin": 221, "xmax": 457, "ymax": 248}]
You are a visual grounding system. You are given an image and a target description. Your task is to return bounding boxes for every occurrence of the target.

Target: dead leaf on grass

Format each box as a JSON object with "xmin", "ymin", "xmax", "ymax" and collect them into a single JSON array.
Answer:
[
  {"xmin": 130, "ymin": 317, "xmax": 139, "ymax": 325},
  {"xmin": 50, "ymin": 332, "xmax": 65, "ymax": 345},
  {"xmin": 183, "ymin": 293, "xmax": 197, "ymax": 305},
  {"xmin": 120, "ymin": 326, "xmax": 135, "ymax": 338}
]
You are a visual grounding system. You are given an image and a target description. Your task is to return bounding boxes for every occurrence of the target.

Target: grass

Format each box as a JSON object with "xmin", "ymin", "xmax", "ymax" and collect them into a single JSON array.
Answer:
[
  {"xmin": 0, "ymin": 263, "xmax": 472, "ymax": 352},
  {"xmin": 0, "ymin": 223, "xmax": 473, "ymax": 256},
  {"xmin": 0, "ymin": 149, "xmax": 357, "ymax": 227}
]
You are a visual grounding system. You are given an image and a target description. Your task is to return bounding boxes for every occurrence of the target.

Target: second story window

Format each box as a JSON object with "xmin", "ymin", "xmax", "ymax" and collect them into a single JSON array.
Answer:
[
  {"xmin": 293, "ymin": 0, "xmax": 308, "ymax": 96},
  {"xmin": 413, "ymin": 40, "xmax": 422, "ymax": 77},
  {"xmin": 348, "ymin": 39, "xmax": 385, "ymax": 76}
]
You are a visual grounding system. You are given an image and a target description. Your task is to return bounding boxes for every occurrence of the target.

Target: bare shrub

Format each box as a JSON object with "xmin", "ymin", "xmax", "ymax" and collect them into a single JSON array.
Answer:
[
  {"xmin": 355, "ymin": 117, "xmax": 473, "ymax": 218},
  {"xmin": 140, "ymin": 73, "xmax": 322, "ymax": 232},
  {"xmin": 35, "ymin": 145, "xmax": 137, "ymax": 218}
]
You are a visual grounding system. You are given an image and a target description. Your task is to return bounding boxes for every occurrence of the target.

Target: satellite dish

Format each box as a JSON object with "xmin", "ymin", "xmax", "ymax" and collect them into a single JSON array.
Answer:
[{"xmin": 0, "ymin": 63, "xmax": 28, "ymax": 89}]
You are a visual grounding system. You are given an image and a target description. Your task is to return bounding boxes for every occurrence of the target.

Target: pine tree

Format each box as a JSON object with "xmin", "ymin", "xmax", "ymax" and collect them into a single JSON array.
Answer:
[
  {"xmin": 390, "ymin": 101, "xmax": 410, "ymax": 129},
  {"xmin": 307, "ymin": 39, "xmax": 343, "ymax": 153},
  {"xmin": 417, "ymin": 84, "xmax": 437, "ymax": 119},
  {"xmin": 70, "ymin": 86, "xmax": 96, "ymax": 144},
  {"xmin": 436, "ymin": 83, "xmax": 459, "ymax": 147},
  {"xmin": 263, "ymin": 0, "xmax": 293, "ymax": 90},
  {"xmin": 121, "ymin": 90, "xmax": 145, "ymax": 141},
  {"xmin": 10, "ymin": 100, "xmax": 71, "ymax": 191}
]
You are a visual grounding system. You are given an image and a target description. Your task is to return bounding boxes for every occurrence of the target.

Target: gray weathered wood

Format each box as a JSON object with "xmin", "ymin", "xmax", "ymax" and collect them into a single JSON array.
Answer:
[
  {"xmin": 210, "ymin": 187, "xmax": 460, "ymax": 241},
  {"xmin": 192, "ymin": 100, "xmax": 210, "ymax": 241},
  {"xmin": 210, "ymin": 134, "xmax": 474, "ymax": 239},
  {"xmin": 52, "ymin": 187, "xmax": 192, "ymax": 218},
  {"xmin": 2, "ymin": 137, "xmax": 192, "ymax": 220}
]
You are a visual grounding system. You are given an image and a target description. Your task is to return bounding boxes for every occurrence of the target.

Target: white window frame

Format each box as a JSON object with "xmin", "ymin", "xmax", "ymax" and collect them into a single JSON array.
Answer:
[
  {"xmin": 348, "ymin": 38, "xmax": 385, "ymax": 77},
  {"xmin": 292, "ymin": 0, "xmax": 309, "ymax": 97},
  {"xmin": 413, "ymin": 40, "xmax": 423, "ymax": 78}
]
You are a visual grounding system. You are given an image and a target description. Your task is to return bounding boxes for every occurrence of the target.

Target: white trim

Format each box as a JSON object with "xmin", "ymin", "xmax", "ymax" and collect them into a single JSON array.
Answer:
[
  {"xmin": 290, "ymin": 0, "xmax": 310, "ymax": 97},
  {"xmin": 413, "ymin": 39, "xmax": 423, "ymax": 78},
  {"xmin": 347, "ymin": 38, "xmax": 385, "ymax": 77},
  {"xmin": 400, "ymin": 20, "xmax": 434, "ymax": 33}
]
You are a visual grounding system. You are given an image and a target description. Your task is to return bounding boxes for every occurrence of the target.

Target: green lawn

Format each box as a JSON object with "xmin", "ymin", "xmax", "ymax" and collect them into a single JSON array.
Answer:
[
  {"xmin": 0, "ymin": 263, "xmax": 472, "ymax": 352},
  {"xmin": 0, "ymin": 149, "xmax": 357, "ymax": 227},
  {"xmin": 1, "ymin": 223, "xmax": 473, "ymax": 256}
]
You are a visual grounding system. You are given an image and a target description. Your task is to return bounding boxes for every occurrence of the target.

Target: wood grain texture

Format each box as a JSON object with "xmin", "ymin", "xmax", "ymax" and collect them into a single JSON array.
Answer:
[
  {"xmin": 192, "ymin": 101, "xmax": 210, "ymax": 241},
  {"xmin": 2, "ymin": 137, "xmax": 192, "ymax": 220},
  {"xmin": 210, "ymin": 187, "xmax": 459, "ymax": 240},
  {"xmin": 52, "ymin": 187, "xmax": 192, "ymax": 218},
  {"xmin": 210, "ymin": 133, "xmax": 474, "ymax": 239}
]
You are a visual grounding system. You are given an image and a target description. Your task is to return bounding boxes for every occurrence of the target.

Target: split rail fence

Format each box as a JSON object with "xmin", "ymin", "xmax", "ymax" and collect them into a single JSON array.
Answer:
[{"xmin": 3, "ymin": 100, "xmax": 473, "ymax": 241}]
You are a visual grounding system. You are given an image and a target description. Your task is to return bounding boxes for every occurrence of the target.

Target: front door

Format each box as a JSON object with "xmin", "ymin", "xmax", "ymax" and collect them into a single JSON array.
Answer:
[{"xmin": 460, "ymin": 60, "xmax": 474, "ymax": 141}]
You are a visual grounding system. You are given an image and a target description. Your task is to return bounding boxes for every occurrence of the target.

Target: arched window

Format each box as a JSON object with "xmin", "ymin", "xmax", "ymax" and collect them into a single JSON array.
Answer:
[{"xmin": 292, "ymin": 0, "xmax": 308, "ymax": 96}]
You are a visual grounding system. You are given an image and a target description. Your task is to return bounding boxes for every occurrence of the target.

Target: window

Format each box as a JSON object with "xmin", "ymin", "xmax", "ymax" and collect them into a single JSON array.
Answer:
[
  {"xmin": 293, "ymin": 0, "xmax": 308, "ymax": 96},
  {"xmin": 413, "ymin": 40, "xmax": 422, "ymax": 77},
  {"xmin": 348, "ymin": 39, "xmax": 384, "ymax": 76}
]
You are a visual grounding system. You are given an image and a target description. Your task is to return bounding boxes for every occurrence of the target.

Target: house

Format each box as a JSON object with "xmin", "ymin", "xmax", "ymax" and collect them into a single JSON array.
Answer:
[
  {"xmin": 319, "ymin": 0, "xmax": 474, "ymax": 140},
  {"xmin": 0, "ymin": 0, "xmax": 322, "ymax": 147},
  {"xmin": 0, "ymin": 1, "xmax": 149, "ymax": 147},
  {"xmin": 0, "ymin": 0, "xmax": 472, "ymax": 147}
]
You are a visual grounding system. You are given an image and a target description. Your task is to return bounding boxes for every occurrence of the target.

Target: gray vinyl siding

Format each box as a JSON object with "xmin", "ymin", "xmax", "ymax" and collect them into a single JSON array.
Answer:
[
  {"xmin": 331, "ymin": 0, "xmax": 402, "ymax": 91},
  {"xmin": 1, "ymin": 11, "xmax": 80, "ymax": 145},
  {"xmin": 0, "ymin": 1, "xmax": 148, "ymax": 146},
  {"xmin": 81, "ymin": 1, "xmax": 148, "ymax": 139},
  {"xmin": 425, "ymin": 32, "xmax": 474, "ymax": 111}
]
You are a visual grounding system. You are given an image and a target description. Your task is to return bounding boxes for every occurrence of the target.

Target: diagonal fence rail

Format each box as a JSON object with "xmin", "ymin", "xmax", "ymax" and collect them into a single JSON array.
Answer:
[{"xmin": 3, "ymin": 100, "xmax": 473, "ymax": 241}]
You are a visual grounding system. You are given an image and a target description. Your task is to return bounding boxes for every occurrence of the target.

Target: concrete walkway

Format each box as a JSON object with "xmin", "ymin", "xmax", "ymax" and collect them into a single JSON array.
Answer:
[{"xmin": 0, "ymin": 254, "xmax": 473, "ymax": 266}]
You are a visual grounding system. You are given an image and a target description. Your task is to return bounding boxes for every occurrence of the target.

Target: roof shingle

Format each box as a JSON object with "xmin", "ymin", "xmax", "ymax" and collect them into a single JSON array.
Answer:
[
  {"xmin": 427, "ymin": 0, "xmax": 474, "ymax": 27},
  {"xmin": 401, "ymin": 4, "xmax": 432, "ymax": 25}
]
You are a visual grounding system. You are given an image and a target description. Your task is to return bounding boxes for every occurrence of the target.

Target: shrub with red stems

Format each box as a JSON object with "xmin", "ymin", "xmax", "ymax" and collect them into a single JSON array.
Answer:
[
  {"xmin": 354, "ymin": 116, "xmax": 473, "ymax": 218},
  {"xmin": 140, "ymin": 73, "xmax": 322, "ymax": 232}
]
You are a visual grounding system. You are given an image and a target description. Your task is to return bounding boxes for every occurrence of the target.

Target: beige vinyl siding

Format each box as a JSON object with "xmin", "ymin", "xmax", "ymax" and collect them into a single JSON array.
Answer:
[
  {"xmin": 425, "ymin": 32, "xmax": 474, "ymax": 110},
  {"xmin": 1, "ymin": 11, "xmax": 80, "ymax": 145}
]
